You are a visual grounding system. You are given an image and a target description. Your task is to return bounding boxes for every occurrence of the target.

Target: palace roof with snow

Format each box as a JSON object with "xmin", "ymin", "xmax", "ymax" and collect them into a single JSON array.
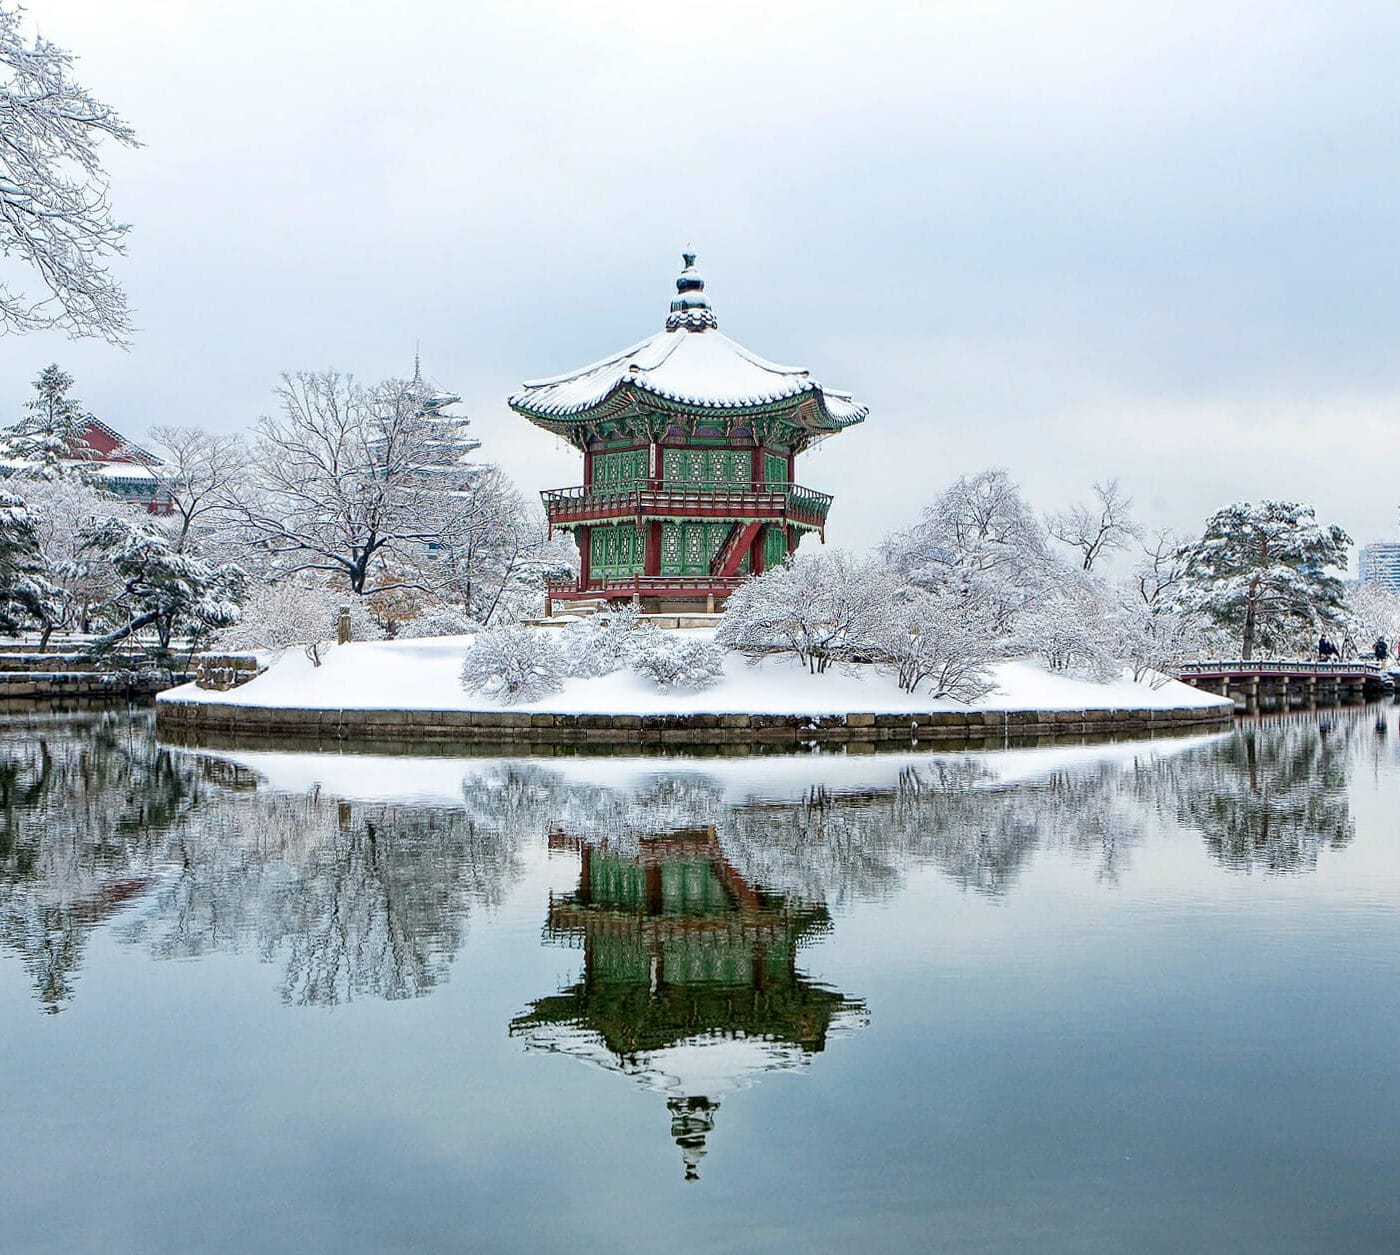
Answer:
[{"xmin": 508, "ymin": 254, "xmax": 868, "ymax": 432}]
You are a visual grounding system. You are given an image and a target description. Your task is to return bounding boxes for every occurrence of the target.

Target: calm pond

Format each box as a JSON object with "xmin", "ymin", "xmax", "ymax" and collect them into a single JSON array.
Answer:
[{"xmin": 2, "ymin": 707, "xmax": 1398, "ymax": 1254}]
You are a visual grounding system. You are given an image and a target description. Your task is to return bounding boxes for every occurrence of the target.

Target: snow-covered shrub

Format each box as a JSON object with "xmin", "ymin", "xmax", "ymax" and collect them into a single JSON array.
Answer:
[
  {"xmin": 869, "ymin": 589, "xmax": 996, "ymax": 700},
  {"xmin": 1008, "ymin": 582, "xmax": 1120, "ymax": 682},
  {"xmin": 214, "ymin": 579, "xmax": 381, "ymax": 662},
  {"xmin": 717, "ymin": 552, "xmax": 888, "ymax": 674},
  {"xmin": 396, "ymin": 606, "xmax": 480, "ymax": 639},
  {"xmin": 459, "ymin": 624, "xmax": 563, "ymax": 704},
  {"xmin": 559, "ymin": 604, "xmax": 643, "ymax": 678},
  {"xmin": 626, "ymin": 632, "xmax": 725, "ymax": 692}
]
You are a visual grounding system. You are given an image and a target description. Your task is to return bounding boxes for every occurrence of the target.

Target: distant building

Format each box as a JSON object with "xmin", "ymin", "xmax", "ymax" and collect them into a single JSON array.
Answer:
[
  {"xmin": 1, "ymin": 418, "xmax": 170, "ymax": 513},
  {"xmin": 1359, "ymin": 542, "xmax": 1400, "ymax": 591}
]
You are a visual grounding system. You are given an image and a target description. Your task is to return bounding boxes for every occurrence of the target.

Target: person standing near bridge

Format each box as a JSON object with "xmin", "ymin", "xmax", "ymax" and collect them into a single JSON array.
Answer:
[{"xmin": 1375, "ymin": 637, "xmax": 1389, "ymax": 665}]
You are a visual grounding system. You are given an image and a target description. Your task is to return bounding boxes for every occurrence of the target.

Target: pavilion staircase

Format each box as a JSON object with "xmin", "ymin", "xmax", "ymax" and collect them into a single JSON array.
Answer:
[{"xmin": 710, "ymin": 521, "xmax": 763, "ymax": 579}]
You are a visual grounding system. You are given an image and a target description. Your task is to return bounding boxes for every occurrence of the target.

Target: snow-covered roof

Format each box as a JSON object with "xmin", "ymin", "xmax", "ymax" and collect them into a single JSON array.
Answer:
[{"xmin": 510, "ymin": 254, "xmax": 867, "ymax": 429}]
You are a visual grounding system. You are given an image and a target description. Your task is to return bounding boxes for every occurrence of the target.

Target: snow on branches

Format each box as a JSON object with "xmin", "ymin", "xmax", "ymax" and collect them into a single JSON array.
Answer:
[
  {"xmin": 0, "ymin": 5, "xmax": 140, "ymax": 343},
  {"xmin": 1181, "ymin": 501, "xmax": 1350, "ymax": 660},
  {"xmin": 460, "ymin": 624, "xmax": 564, "ymax": 705},
  {"xmin": 719, "ymin": 551, "xmax": 998, "ymax": 697},
  {"xmin": 626, "ymin": 631, "xmax": 725, "ymax": 692},
  {"xmin": 215, "ymin": 579, "xmax": 382, "ymax": 663},
  {"xmin": 80, "ymin": 516, "xmax": 245, "ymax": 652}
]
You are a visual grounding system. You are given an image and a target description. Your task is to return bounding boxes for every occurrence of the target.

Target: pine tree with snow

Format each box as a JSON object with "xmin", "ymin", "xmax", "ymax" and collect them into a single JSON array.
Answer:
[
  {"xmin": 81, "ymin": 516, "xmax": 245, "ymax": 652},
  {"xmin": 4, "ymin": 364, "xmax": 96, "ymax": 479},
  {"xmin": 0, "ymin": 489, "xmax": 57, "ymax": 633},
  {"xmin": 1182, "ymin": 502, "xmax": 1350, "ymax": 660}
]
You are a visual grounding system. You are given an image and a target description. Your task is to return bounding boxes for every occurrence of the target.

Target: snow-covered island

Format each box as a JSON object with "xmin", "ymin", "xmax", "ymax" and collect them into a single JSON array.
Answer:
[{"xmin": 157, "ymin": 630, "xmax": 1232, "ymax": 746}]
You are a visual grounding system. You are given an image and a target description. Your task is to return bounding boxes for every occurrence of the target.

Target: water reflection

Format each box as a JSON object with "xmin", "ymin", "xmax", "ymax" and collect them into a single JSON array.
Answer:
[
  {"xmin": 0, "ymin": 707, "xmax": 1376, "ymax": 1019},
  {"xmin": 511, "ymin": 828, "xmax": 865, "ymax": 1180},
  {"xmin": 0, "ymin": 712, "xmax": 521, "ymax": 1011}
]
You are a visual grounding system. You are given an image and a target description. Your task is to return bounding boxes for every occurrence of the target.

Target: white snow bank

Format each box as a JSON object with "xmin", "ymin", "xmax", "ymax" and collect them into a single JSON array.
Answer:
[
  {"xmin": 158, "ymin": 632, "xmax": 1229, "ymax": 716},
  {"xmin": 188, "ymin": 732, "xmax": 1229, "ymax": 809}
]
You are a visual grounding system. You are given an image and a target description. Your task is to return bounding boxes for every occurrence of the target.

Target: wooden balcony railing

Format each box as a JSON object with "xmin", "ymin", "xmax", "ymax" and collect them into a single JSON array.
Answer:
[{"xmin": 541, "ymin": 480, "xmax": 832, "ymax": 528}]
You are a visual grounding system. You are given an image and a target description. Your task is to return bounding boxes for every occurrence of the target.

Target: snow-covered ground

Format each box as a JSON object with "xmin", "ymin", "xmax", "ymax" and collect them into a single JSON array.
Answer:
[{"xmin": 160, "ymin": 632, "xmax": 1230, "ymax": 716}]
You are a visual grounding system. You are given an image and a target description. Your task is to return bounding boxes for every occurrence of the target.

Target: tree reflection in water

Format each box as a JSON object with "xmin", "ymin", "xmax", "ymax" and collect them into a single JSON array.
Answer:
[
  {"xmin": 0, "ymin": 711, "xmax": 522, "ymax": 1011},
  {"xmin": 0, "ymin": 706, "xmax": 1373, "ymax": 1017}
]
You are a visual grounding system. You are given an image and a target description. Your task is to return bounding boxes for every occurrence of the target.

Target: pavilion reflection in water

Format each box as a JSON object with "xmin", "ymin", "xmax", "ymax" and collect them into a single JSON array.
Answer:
[{"xmin": 511, "ymin": 827, "xmax": 866, "ymax": 1180}]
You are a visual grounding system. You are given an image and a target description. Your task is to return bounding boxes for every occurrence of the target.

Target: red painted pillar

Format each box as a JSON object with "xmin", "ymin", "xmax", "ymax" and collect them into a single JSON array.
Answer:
[
  {"xmin": 645, "ymin": 521, "xmax": 662, "ymax": 576},
  {"xmin": 583, "ymin": 448, "xmax": 593, "ymax": 488},
  {"xmin": 578, "ymin": 526, "xmax": 591, "ymax": 591},
  {"xmin": 751, "ymin": 525, "xmax": 766, "ymax": 576},
  {"xmin": 751, "ymin": 446, "xmax": 764, "ymax": 489}
]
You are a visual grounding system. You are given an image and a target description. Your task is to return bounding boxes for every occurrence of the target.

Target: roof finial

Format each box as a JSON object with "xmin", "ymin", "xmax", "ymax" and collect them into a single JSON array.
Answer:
[{"xmin": 666, "ymin": 250, "xmax": 718, "ymax": 332}]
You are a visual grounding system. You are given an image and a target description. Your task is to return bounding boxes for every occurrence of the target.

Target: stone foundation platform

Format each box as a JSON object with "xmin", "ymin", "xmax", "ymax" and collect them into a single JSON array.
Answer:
[{"xmin": 156, "ymin": 699, "xmax": 1234, "ymax": 751}]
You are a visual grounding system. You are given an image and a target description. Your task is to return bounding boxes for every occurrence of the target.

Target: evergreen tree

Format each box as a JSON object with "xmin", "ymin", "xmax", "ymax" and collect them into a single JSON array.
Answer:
[
  {"xmin": 5, "ymin": 364, "xmax": 95, "ymax": 479},
  {"xmin": 1182, "ymin": 502, "xmax": 1350, "ymax": 660},
  {"xmin": 0, "ymin": 490, "xmax": 58, "ymax": 633},
  {"xmin": 80, "ymin": 516, "xmax": 244, "ymax": 652}
]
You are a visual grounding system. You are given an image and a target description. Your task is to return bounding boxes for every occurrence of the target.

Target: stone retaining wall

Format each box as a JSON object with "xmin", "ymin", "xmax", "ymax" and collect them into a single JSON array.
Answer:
[
  {"xmin": 0, "ymin": 671, "xmax": 182, "ymax": 700},
  {"xmin": 156, "ymin": 699, "xmax": 1234, "ymax": 749}
]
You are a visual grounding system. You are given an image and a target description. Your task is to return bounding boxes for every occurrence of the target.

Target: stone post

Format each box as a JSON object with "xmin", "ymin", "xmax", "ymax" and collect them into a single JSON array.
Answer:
[{"xmin": 337, "ymin": 605, "xmax": 352, "ymax": 645}]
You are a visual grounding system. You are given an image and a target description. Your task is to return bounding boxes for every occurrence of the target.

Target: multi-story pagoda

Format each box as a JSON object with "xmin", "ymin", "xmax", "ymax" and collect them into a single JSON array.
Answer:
[{"xmin": 510, "ymin": 253, "xmax": 867, "ymax": 613}]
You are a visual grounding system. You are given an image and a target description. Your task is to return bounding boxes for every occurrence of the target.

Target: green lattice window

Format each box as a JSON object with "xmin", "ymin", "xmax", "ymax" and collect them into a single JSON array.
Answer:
[
  {"xmin": 659, "ymin": 521, "xmax": 733, "ymax": 576},
  {"xmin": 591, "ymin": 449, "xmax": 647, "ymax": 491},
  {"xmin": 661, "ymin": 447, "xmax": 751, "ymax": 488},
  {"xmin": 589, "ymin": 524, "xmax": 642, "ymax": 580},
  {"xmin": 764, "ymin": 452, "xmax": 788, "ymax": 487}
]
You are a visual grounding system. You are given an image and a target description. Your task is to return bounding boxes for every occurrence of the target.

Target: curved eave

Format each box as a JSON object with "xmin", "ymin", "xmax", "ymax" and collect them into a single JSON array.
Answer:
[{"xmin": 510, "ymin": 380, "xmax": 867, "ymax": 438}]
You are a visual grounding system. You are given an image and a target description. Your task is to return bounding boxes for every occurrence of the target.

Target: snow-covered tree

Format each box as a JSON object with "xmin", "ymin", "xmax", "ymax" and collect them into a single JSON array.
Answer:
[
  {"xmin": 1110, "ymin": 583, "xmax": 1205, "ymax": 683},
  {"xmin": 416, "ymin": 476, "xmax": 568, "ymax": 625},
  {"xmin": 21, "ymin": 474, "xmax": 138, "ymax": 642},
  {"xmin": 1345, "ymin": 582, "xmax": 1400, "ymax": 657},
  {"xmin": 1008, "ymin": 579, "xmax": 1120, "ymax": 681},
  {"xmin": 0, "ymin": 5, "xmax": 140, "ymax": 343},
  {"xmin": 213, "ymin": 578, "xmax": 381, "ymax": 663},
  {"xmin": 883, "ymin": 468, "xmax": 1068, "ymax": 633},
  {"xmin": 868, "ymin": 587, "xmax": 997, "ymax": 699},
  {"xmin": 1182, "ymin": 502, "xmax": 1350, "ymax": 660},
  {"xmin": 237, "ymin": 371, "xmax": 544, "ymax": 609},
  {"xmin": 138, "ymin": 425, "xmax": 249, "ymax": 552},
  {"xmin": 459, "ymin": 624, "xmax": 563, "ymax": 704},
  {"xmin": 717, "ymin": 551, "xmax": 888, "ymax": 674},
  {"xmin": 2, "ymin": 364, "xmax": 95, "ymax": 478},
  {"xmin": 0, "ymin": 488, "xmax": 55, "ymax": 632},
  {"xmin": 558, "ymin": 603, "xmax": 643, "ymax": 678},
  {"xmin": 626, "ymin": 632, "xmax": 725, "ymax": 692},
  {"xmin": 81, "ymin": 516, "xmax": 245, "ymax": 652},
  {"xmin": 1047, "ymin": 479, "xmax": 1139, "ymax": 572}
]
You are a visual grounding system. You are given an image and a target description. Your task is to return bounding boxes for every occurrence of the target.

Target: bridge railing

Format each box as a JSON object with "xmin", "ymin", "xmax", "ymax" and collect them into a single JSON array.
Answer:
[{"xmin": 1175, "ymin": 659, "xmax": 1386, "ymax": 676}]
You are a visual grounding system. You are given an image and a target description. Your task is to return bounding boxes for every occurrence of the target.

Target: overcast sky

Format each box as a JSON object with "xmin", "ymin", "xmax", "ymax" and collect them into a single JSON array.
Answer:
[{"xmin": 4, "ymin": 0, "xmax": 1398, "ymax": 563}]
